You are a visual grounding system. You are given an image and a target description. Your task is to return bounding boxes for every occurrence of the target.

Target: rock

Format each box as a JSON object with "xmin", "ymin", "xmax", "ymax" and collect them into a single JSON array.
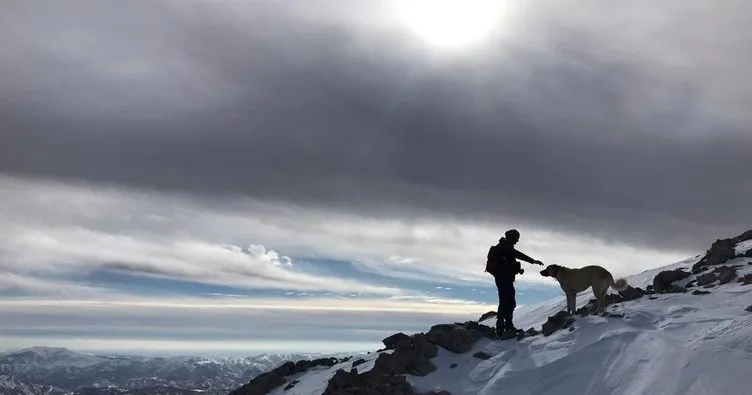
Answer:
[
  {"xmin": 731, "ymin": 230, "xmax": 752, "ymax": 244},
  {"xmin": 742, "ymin": 274, "xmax": 752, "ymax": 286},
  {"xmin": 746, "ymin": 305, "xmax": 752, "ymax": 312},
  {"xmin": 703, "ymin": 284, "xmax": 716, "ymax": 289},
  {"xmin": 352, "ymin": 358, "xmax": 367, "ymax": 368},
  {"xmin": 406, "ymin": 355, "xmax": 437, "ymax": 377},
  {"xmin": 478, "ymin": 311, "xmax": 497, "ymax": 322},
  {"xmin": 693, "ymin": 238, "xmax": 736, "ymax": 273},
  {"xmin": 463, "ymin": 321, "xmax": 495, "ymax": 338},
  {"xmin": 383, "ymin": 333, "xmax": 411, "ymax": 349},
  {"xmin": 323, "ymin": 367, "xmax": 415, "ymax": 395},
  {"xmin": 576, "ymin": 294, "xmax": 624, "ymax": 316},
  {"xmin": 426, "ymin": 324, "xmax": 480, "ymax": 354},
  {"xmin": 618, "ymin": 286, "xmax": 646, "ymax": 301},
  {"xmin": 284, "ymin": 380, "xmax": 300, "ymax": 391},
  {"xmin": 229, "ymin": 372, "xmax": 287, "ymax": 395},
  {"xmin": 715, "ymin": 265, "xmax": 737, "ymax": 285},
  {"xmin": 449, "ymin": 363, "xmax": 458, "ymax": 369},
  {"xmin": 686, "ymin": 280, "xmax": 697, "ymax": 288},
  {"xmin": 525, "ymin": 327, "xmax": 540, "ymax": 337},
  {"xmin": 653, "ymin": 269, "xmax": 691, "ymax": 293},
  {"xmin": 473, "ymin": 351, "xmax": 492, "ymax": 360},
  {"xmin": 696, "ymin": 272, "xmax": 718, "ymax": 286},
  {"xmin": 648, "ymin": 296, "xmax": 658, "ymax": 300},
  {"xmin": 542, "ymin": 311, "xmax": 575, "ymax": 336},
  {"xmin": 692, "ymin": 290, "xmax": 711, "ymax": 295}
]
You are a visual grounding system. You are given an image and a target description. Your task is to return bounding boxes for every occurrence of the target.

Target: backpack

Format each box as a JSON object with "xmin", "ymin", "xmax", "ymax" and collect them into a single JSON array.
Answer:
[{"xmin": 485, "ymin": 244, "xmax": 503, "ymax": 275}]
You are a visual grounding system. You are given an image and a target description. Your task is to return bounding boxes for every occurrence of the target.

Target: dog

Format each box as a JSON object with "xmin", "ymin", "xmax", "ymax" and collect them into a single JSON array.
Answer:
[{"xmin": 540, "ymin": 264, "xmax": 628, "ymax": 315}]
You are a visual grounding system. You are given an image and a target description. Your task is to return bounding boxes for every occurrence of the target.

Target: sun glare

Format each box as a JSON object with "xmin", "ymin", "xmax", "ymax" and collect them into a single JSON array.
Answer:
[{"xmin": 397, "ymin": 0, "xmax": 505, "ymax": 49}]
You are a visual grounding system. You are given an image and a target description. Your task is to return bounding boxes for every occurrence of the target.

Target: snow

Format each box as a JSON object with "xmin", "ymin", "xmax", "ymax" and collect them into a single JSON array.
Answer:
[
  {"xmin": 266, "ymin": 251, "xmax": 752, "ymax": 395},
  {"xmin": 736, "ymin": 239, "xmax": 752, "ymax": 255}
]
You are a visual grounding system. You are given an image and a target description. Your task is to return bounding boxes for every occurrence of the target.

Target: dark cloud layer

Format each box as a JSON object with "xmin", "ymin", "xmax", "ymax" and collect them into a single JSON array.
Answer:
[{"xmin": 1, "ymin": 0, "xmax": 750, "ymax": 251}]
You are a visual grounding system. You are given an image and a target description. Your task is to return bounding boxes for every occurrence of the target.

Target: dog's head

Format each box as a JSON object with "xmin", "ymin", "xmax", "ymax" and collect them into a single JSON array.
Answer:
[{"xmin": 540, "ymin": 264, "xmax": 562, "ymax": 278}]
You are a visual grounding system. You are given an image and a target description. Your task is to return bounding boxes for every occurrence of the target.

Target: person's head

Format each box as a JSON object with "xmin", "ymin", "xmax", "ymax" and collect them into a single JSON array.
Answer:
[{"xmin": 504, "ymin": 229, "xmax": 520, "ymax": 245}]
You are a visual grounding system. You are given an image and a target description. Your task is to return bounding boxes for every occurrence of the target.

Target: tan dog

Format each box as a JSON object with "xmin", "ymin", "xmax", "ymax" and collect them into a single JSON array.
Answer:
[{"xmin": 540, "ymin": 264, "xmax": 628, "ymax": 315}]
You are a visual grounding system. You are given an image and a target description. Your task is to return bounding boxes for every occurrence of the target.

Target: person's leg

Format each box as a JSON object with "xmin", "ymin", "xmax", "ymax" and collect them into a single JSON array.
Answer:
[
  {"xmin": 494, "ymin": 276, "xmax": 506, "ymax": 331},
  {"xmin": 501, "ymin": 281, "xmax": 517, "ymax": 331}
]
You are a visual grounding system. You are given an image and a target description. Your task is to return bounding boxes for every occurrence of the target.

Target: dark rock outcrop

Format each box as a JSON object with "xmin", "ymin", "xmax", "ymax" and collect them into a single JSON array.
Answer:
[
  {"xmin": 653, "ymin": 269, "xmax": 691, "ymax": 293},
  {"xmin": 618, "ymin": 286, "xmax": 646, "ymax": 301},
  {"xmin": 542, "ymin": 311, "xmax": 575, "ymax": 336},
  {"xmin": 382, "ymin": 333, "xmax": 411, "ymax": 350},
  {"xmin": 372, "ymin": 332, "xmax": 438, "ymax": 377},
  {"xmin": 576, "ymin": 294, "xmax": 624, "ymax": 316},
  {"xmin": 697, "ymin": 272, "xmax": 717, "ymax": 286},
  {"xmin": 230, "ymin": 357, "xmax": 341, "ymax": 395},
  {"xmin": 692, "ymin": 290, "xmax": 711, "ymax": 295},
  {"xmin": 229, "ymin": 372, "xmax": 287, "ymax": 395},
  {"xmin": 746, "ymin": 305, "xmax": 752, "ymax": 312},
  {"xmin": 693, "ymin": 238, "xmax": 737, "ymax": 273},
  {"xmin": 715, "ymin": 266, "xmax": 737, "ymax": 285},
  {"xmin": 472, "ymin": 351, "xmax": 492, "ymax": 360},
  {"xmin": 731, "ymin": 230, "xmax": 752, "ymax": 244},
  {"xmin": 322, "ymin": 368, "xmax": 414, "ymax": 395},
  {"xmin": 741, "ymin": 274, "xmax": 752, "ymax": 286},
  {"xmin": 425, "ymin": 324, "xmax": 481, "ymax": 354}
]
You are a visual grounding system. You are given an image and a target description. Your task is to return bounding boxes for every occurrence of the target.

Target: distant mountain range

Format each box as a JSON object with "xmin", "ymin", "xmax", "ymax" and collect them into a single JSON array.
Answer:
[{"xmin": 0, "ymin": 346, "xmax": 348, "ymax": 395}]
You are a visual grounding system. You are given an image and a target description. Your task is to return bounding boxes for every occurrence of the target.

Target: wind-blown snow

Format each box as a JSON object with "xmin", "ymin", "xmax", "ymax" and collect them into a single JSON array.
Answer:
[
  {"xmin": 267, "ymin": 252, "xmax": 752, "ymax": 395},
  {"xmin": 735, "ymin": 239, "xmax": 752, "ymax": 255}
]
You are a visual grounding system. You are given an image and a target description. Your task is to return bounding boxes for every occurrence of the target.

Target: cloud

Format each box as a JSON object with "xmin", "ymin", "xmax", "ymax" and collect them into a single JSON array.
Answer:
[
  {"xmin": 0, "ymin": 0, "xmax": 750, "ymax": 253},
  {"xmin": 0, "ymin": 176, "xmax": 685, "ymax": 294},
  {"xmin": 0, "ymin": 296, "xmax": 493, "ymax": 354}
]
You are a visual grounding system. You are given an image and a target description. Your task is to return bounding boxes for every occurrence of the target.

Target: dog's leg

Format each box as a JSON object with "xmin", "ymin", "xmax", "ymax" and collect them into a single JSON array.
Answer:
[
  {"xmin": 594, "ymin": 287, "xmax": 607, "ymax": 314},
  {"xmin": 566, "ymin": 292, "xmax": 576, "ymax": 315}
]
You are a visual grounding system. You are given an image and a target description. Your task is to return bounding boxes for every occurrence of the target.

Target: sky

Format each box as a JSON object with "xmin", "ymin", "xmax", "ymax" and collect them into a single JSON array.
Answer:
[{"xmin": 1, "ymin": 0, "xmax": 750, "ymax": 356}]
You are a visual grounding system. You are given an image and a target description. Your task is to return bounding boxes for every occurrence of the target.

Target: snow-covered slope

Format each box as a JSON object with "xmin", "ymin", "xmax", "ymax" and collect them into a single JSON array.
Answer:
[{"xmin": 251, "ymin": 242, "xmax": 752, "ymax": 395}]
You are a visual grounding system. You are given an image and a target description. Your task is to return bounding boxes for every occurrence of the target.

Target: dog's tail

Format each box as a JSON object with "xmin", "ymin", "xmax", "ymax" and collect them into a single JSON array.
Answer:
[{"xmin": 610, "ymin": 274, "xmax": 629, "ymax": 292}]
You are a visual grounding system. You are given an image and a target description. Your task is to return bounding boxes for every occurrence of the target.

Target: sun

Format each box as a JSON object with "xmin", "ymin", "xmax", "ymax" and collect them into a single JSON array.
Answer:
[{"xmin": 396, "ymin": 0, "xmax": 505, "ymax": 49}]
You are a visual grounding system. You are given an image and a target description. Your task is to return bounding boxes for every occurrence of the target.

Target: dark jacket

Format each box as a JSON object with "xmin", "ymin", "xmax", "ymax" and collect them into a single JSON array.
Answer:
[{"xmin": 486, "ymin": 238, "xmax": 536, "ymax": 280}]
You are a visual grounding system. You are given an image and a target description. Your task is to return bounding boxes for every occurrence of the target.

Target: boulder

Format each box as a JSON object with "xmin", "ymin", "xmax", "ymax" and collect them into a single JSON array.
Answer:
[
  {"xmin": 696, "ymin": 273, "xmax": 717, "ymax": 286},
  {"xmin": 653, "ymin": 269, "xmax": 691, "ymax": 293},
  {"xmin": 352, "ymin": 358, "xmax": 367, "ymax": 367},
  {"xmin": 618, "ymin": 286, "xmax": 646, "ymax": 301},
  {"xmin": 693, "ymin": 238, "xmax": 736, "ymax": 273},
  {"xmin": 741, "ymin": 274, "xmax": 752, "ymax": 286},
  {"xmin": 373, "ymin": 333, "xmax": 438, "ymax": 377},
  {"xmin": 383, "ymin": 333, "xmax": 411, "ymax": 349},
  {"xmin": 426, "ymin": 324, "xmax": 480, "ymax": 354},
  {"xmin": 746, "ymin": 305, "xmax": 752, "ymax": 313},
  {"xmin": 715, "ymin": 266, "xmax": 737, "ymax": 285},
  {"xmin": 576, "ymin": 294, "xmax": 624, "ymax": 316},
  {"xmin": 692, "ymin": 290, "xmax": 711, "ymax": 295},
  {"xmin": 473, "ymin": 351, "xmax": 492, "ymax": 360},
  {"xmin": 462, "ymin": 321, "xmax": 495, "ymax": 338},
  {"xmin": 542, "ymin": 311, "xmax": 575, "ymax": 336}
]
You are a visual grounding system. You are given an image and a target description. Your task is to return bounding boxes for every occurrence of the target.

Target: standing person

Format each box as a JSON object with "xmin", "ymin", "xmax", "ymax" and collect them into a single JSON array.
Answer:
[{"xmin": 485, "ymin": 229, "xmax": 544, "ymax": 336}]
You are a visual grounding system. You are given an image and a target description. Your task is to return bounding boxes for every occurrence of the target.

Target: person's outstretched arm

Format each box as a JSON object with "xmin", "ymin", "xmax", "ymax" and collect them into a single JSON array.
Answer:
[{"xmin": 514, "ymin": 249, "xmax": 543, "ymax": 265}]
